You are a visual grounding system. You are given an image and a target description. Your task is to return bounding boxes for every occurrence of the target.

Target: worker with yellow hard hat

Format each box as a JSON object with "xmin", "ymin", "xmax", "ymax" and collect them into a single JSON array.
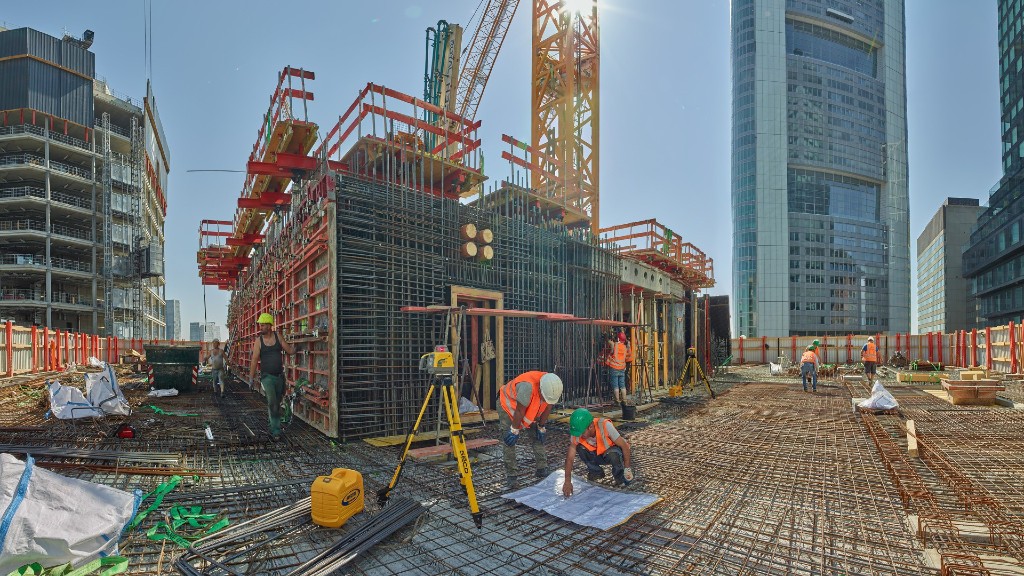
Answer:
[
  {"xmin": 561, "ymin": 408, "xmax": 634, "ymax": 497},
  {"xmin": 499, "ymin": 371, "xmax": 563, "ymax": 490},
  {"xmin": 249, "ymin": 312, "xmax": 295, "ymax": 440}
]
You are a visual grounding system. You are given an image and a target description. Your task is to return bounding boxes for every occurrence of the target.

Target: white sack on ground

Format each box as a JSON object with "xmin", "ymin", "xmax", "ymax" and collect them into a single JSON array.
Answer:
[
  {"xmin": 84, "ymin": 364, "xmax": 130, "ymax": 416},
  {"xmin": 857, "ymin": 380, "xmax": 899, "ymax": 410},
  {"xmin": 47, "ymin": 381, "xmax": 103, "ymax": 419},
  {"xmin": 502, "ymin": 470, "xmax": 661, "ymax": 530},
  {"xmin": 0, "ymin": 453, "xmax": 141, "ymax": 573}
]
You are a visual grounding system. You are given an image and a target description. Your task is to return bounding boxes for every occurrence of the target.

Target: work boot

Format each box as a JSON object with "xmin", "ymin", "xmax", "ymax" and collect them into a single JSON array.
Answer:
[
  {"xmin": 535, "ymin": 467, "xmax": 549, "ymax": 479},
  {"xmin": 504, "ymin": 476, "xmax": 518, "ymax": 491},
  {"xmin": 587, "ymin": 470, "xmax": 605, "ymax": 482}
]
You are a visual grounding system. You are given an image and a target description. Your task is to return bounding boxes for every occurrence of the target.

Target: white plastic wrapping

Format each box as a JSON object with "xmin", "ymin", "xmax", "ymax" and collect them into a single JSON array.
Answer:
[
  {"xmin": 502, "ymin": 470, "xmax": 661, "ymax": 530},
  {"xmin": 857, "ymin": 380, "xmax": 899, "ymax": 410}
]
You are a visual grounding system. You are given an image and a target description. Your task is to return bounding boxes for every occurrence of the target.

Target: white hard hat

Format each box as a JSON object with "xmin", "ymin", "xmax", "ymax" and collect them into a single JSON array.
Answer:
[
  {"xmin": 867, "ymin": 336, "xmax": 875, "ymax": 342},
  {"xmin": 539, "ymin": 373, "xmax": 563, "ymax": 404}
]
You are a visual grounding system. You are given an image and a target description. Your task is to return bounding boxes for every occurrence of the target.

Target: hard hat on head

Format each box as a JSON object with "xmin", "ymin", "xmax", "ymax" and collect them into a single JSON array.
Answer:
[
  {"xmin": 257, "ymin": 313, "xmax": 274, "ymax": 325},
  {"xmin": 569, "ymin": 408, "xmax": 594, "ymax": 437},
  {"xmin": 539, "ymin": 373, "xmax": 563, "ymax": 404},
  {"xmin": 867, "ymin": 336, "xmax": 875, "ymax": 342},
  {"xmin": 812, "ymin": 339, "xmax": 820, "ymax": 346},
  {"xmin": 618, "ymin": 332, "xmax": 627, "ymax": 343},
  {"xmin": 807, "ymin": 345, "xmax": 815, "ymax": 351}
]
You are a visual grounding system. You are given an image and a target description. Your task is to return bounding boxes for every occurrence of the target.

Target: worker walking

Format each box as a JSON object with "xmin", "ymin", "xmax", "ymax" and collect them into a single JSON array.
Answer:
[
  {"xmin": 499, "ymin": 371, "xmax": 563, "ymax": 490},
  {"xmin": 249, "ymin": 313, "xmax": 295, "ymax": 441},
  {"xmin": 562, "ymin": 408, "xmax": 634, "ymax": 497},
  {"xmin": 208, "ymin": 339, "xmax": 226, "ymax": 397},
  {"xmin": 862, "ymin": 336, "xmax": 878, "ymax": 381},
  {"xmin": 605, "ymin": 332, "xmax": 628, "ymax": 405},
  {"xmin": 800, "ymin": 345, "xmax": 820, "ymax": 393}
]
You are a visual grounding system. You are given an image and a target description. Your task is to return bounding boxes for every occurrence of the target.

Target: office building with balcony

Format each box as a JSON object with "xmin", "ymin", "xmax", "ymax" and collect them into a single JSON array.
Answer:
[
  {"xmin": 917, "ymin": 198, "xmax": 983, "ymax": 332},
  {"xmin": 963, "ymin": 0, "xmax": 1024, "ymax": 326},
  {"xmin": 730, "ymin": 0, "xmax": 910, "ymax": 336},
  {"xmin": 0, "ymin": 26, "xmax": 169, "ymax": 337}
]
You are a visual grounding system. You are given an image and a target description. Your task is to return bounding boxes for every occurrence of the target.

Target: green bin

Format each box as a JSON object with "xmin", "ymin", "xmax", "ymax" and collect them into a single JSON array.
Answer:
[{"xmin": 144, "ymin": 344, "xmax": 201, "ymax": 392}]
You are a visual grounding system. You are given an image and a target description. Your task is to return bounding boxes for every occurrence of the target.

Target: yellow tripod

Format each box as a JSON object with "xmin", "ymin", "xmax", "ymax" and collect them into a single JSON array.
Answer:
[
  {"xmin": 376, "ymin": 347, "xmax": 482, "ymax": 528},
  {"xmin": 669, "ymin": 347, "xmax": 716, "ymax": 399}
]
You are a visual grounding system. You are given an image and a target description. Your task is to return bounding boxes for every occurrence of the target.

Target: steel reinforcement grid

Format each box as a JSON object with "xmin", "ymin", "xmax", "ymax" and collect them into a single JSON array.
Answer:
[
  {"xmin": 14, "ymin": 369, "xmax": 1024, "ymax": 574},
  {"xmin": 334, "ymin": 174, "xmax": 620, "ymax": 440}
]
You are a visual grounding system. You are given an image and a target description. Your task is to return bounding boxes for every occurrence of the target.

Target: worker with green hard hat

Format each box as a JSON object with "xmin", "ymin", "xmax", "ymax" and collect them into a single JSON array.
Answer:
[
  {"xmin": 249, "ymin": 312, "xmax": 295, "ymax": 441},
  {"xmin": 561, "ymin": 408, "xmax": 634, "ymax": 497}
]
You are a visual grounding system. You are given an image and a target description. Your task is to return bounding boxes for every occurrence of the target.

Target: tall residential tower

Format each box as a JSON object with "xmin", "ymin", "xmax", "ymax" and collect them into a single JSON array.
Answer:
[{"xmin": 730, "ymin": 0, "xmax": 910, "ymax": 336}]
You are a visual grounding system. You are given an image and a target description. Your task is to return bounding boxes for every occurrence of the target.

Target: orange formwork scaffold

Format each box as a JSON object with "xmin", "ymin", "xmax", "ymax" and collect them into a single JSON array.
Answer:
[{"xmin": 599, "ymin": 219, "xmax": 715, "ymax": 291}]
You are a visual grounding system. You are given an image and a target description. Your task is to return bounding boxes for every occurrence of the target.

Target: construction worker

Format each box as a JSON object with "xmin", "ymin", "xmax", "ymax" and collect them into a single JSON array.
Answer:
[
  {"xmin": 207, "ymin": 339, "xmax": 226, "ymax": 397},
  {"xmin": 499, "ymin": 371, "xmax": 563, "ymax": 490},
  {"xmin": 47, "ymin": 338, "xmax": 58, "ymax": 372},
  {"xmin": 862, "ymin": 336, "xmax": 878, "ymax": 381},
  {"xmin": 604, "ymin": 332, "xmax": 627, "ymax": 405},
  {"xmin": 249, "ymin": 313, "xmax": 295, "ymax": 440},
  {"xmin": 562, "ymin": 408, "xmax": 634, "ymax": 497},
  {"xmin": 799, "ymin": 345, "xmax": 820, "ymax": 393}
]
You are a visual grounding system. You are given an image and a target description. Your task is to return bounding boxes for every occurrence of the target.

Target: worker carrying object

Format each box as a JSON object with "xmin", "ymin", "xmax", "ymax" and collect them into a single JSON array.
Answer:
[
  {"xmin": 861, "ymin": 336, "xmax": 878, "ymax": 381},
  {"xmin": 499, "ymin": 371, "xmax": 563, "ymax": 490},
  {"xmin": 249, "ymin": 313, "xmax": 295, "ymax": 441},
  {"xmin": 604, "ymin": 333, "xmax": 628, "ymax": 404},
  {"xmin": 562, "ymin": 408, "xmax": 634, "ymax": 497},
  {"xmin": 799, "ymin": 345, "xmax": 820, "ymax": 393}
]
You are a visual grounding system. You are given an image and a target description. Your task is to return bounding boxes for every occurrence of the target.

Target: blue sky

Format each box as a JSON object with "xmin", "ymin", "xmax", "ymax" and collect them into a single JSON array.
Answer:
[{"xmin": 2, "ymin": 1, "xmax": 1003, "ymax": 333}]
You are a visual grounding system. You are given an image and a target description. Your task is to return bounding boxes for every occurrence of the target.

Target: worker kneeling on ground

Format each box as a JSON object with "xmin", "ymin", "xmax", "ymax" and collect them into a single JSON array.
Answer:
[
  {"xmin": 499, "ymin": 371, "xmax": 563, "ymax": 490},
  {"xmin": 562, "ymin": 408, "xmax": 634, "ymax": 497},
  {"xmin": 800, "ymin": 344, "xmax": 820, "ymax": 393}
]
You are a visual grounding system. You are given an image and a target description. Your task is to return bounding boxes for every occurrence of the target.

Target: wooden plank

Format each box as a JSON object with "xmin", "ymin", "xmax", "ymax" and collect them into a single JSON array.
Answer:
[
  {"xmin": 907, "ymin": 419, "xmax": 918, "ymax": 457},
  {"xmin": 407, "ymin": 438, "xmax": 498, "ymax": 460},
  {"xmin": 363, "ymin": 427, "xmax": 480, "ymax": 447}
]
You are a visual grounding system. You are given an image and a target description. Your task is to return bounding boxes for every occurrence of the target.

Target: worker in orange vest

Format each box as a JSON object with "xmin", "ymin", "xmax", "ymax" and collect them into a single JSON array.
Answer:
[
  {"xmin": 47, "ymin": 338, "xmax": 58, "ymax": 372},
  {"xmin": 604, "ymin": 332, "xmax": 628, "ymax": 405},
  {"xmin": 799, "ymin": 345, "xmax": 820, "ymax": 393},
  {"xmin": 861, "ymin": 336, "xmax": 878, "ymax": 381},
  {"xmin": 499, "ymin": 371, "xmax": 563, "ymax": 490},
  {"xmin": 562, "ymin": 408, "xmax": 634, "ymax": 497}
]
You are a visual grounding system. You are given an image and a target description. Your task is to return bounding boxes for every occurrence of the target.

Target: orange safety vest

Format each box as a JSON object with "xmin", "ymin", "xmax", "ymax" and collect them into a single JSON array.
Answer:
[
  {"xmin": 606, "ymin": 342, "xmax": 626, "ymax": 371},
  {"xmin": 499, "ymin": 371, "xmax": 548, "ymax": 428},
  {"xmin": 624, "ymin": 341, "xmax": 635, "ymax": 363},
  {"xmin": 578, "ymin": 417, "xmax": 615, "ymax": 456},
  {"xmin": 862, "ymin": 342, "xmax": 877, "ymax": 362},
  {"xmin": 800, "ymin": 350, "xmax": 818, "ymax": 364}
]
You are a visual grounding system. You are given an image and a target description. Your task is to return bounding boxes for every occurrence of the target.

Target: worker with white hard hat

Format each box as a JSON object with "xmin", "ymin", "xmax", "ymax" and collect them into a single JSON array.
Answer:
[
  {"xmin": 498, "ymin": 371, "xmax": 563, "ymax": 490},
  {"xmin": 861, "ymin": 336, "xmax": 878, "ymax": 382},
  {"xmin": 249, "ymin": 312, "xmax": 295, "ymax": 441}
]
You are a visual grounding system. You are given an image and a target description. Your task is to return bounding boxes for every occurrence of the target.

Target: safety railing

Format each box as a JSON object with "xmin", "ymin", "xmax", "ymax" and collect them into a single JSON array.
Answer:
[
  {"xmin": 0, "ymin": 186, "xmax": 94, "ymax": 210},
  {"xmin": 0, "ymin": 123, "xmax": 92, "ymax": 152},
  {"xmin": 0, "ymin": 219, "xmax": 94, "ymax": 242}
]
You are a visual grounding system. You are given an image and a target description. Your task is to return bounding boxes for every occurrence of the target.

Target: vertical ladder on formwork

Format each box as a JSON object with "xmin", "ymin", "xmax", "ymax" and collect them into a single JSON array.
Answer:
[
  {"xmin": 101, "ymin": 113, "xmax": 114, "ymax": 337},
  {"xmin": 130, "ymin": 118, "xmax": 144, "ymax": 338}
]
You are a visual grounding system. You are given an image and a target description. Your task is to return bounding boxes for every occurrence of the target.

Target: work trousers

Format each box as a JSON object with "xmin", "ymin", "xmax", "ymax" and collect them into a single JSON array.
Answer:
[
  {"xmin": 800, "ymin": 363, "xmax": 817, "ymax": 391},
  {"xmin": 863, "ymin": 361, "xmax": 877, "ymax": 380},
  {"xmin": 576, "ymin": 444, "xmax": 626, "ymax": 484},
  {"xmin": 261, "ymin": 373, "xmax": 285, "ymax": 437},
  {"xmin": 609, "ymin": 368, "xmax": 626, "ymax": 391},
  {"xmin": 211, "ymin": 369, "xmax": 224, "ymax": 393},
  {"xmin": 498, "ymin": 409, "xmax": 547, "ymax": 476}
]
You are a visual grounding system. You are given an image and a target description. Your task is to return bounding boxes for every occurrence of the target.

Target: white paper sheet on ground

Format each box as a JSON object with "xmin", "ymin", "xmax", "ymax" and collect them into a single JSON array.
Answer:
[
  {"xmin": 502, "ymin": 470, "xmax": 661, "ymax": 530},
  {"xmin": 857, "ymin": 380, "xmax": 899, "ymax": 410},
  {"xmin": 147, "ymin": 388, "xmax": 179, "ymax": 397},
  {"xmin": 0, "ymin": 453, "xmax": 141, "ymax": 573}
]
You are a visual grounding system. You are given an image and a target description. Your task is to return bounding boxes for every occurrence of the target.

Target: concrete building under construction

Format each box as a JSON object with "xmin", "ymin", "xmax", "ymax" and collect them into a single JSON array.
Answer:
[{"xmin": 0, "ymin": 26, "xmax": 168, "ymax": 338}]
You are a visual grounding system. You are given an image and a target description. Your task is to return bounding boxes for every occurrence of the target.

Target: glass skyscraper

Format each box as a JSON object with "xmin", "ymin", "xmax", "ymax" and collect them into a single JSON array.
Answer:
[
  {"xmin": 731, "ymin": 0, "xmax": 910, "ymax": 337},
  {"xmin": 963, "ymin": 0, "xmax": 1024, "ymax": 326}
]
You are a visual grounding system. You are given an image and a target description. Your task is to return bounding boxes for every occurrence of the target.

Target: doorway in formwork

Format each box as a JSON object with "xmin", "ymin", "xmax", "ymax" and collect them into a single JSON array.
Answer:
[{"xmin": 449, "ymin": 286, "xmax": 503, "ymax": 411}]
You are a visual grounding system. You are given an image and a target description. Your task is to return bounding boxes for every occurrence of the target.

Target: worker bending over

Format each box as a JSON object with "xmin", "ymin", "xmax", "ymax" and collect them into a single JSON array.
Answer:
[
  {"xmin": 799, "ymin": 344, "xmax": 820, "ymax": 393},
  {"xmin": 861, "ymin": 336, "xmax": 878, "ymax": 382},
  {"xmin": 562, "ymin": 408, "xmax": 634, "ymax": 497},
  {"xmin": 499, "ymin": 371, "xmax": 563, "ymax": 490}
]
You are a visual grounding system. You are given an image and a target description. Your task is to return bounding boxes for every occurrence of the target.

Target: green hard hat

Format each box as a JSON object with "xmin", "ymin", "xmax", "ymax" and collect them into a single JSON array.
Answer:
[
  {"xmin": 257, "ymin": 312, "xmax": 274, "ymax": 324},
  {"xmin": 807, "ymin": 345, "xmax": 815, "ymax": 351},
  {"xmin": 569, "ymin": 408, "xmax": 594, "ymax": 437},
  {"xmin": 812, "ymin": 339, "xmax": 820, "ymax": 346}
]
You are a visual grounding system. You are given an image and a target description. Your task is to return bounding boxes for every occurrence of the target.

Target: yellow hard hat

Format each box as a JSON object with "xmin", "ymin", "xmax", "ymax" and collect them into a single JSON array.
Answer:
[{"xmin": 257, "ymin": 313, "xmax": 274, "ymax": 324}]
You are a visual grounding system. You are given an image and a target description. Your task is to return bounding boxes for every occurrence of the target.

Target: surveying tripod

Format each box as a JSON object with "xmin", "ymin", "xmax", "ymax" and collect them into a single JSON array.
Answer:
[
  {"xmin": 376, "ymin": 346, "xmax": 483, "ymax": 528},
  {"xmin": 670, "ymin": 346, "xmax": 716, "ymax": 399}
]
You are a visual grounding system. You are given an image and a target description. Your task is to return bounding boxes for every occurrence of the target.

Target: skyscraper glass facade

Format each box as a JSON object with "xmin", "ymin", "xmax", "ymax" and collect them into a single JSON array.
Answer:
[
  {"xmin": 731, "ymin": 0, "xmax": 910, "ymax": 337},
  {"xmin": 963, "ymin": 0, "xmax": 1024, "ymax": 325}
]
